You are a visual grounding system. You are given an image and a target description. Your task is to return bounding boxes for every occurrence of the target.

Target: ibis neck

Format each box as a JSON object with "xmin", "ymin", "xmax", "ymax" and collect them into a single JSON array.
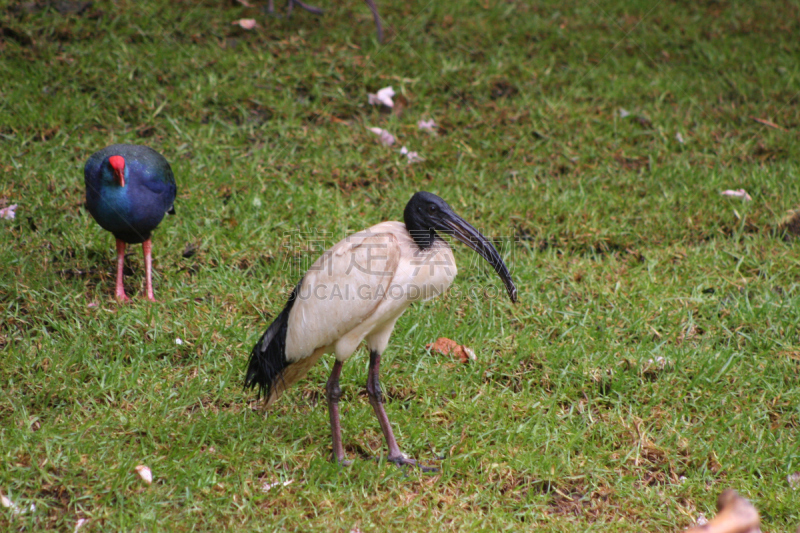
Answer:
[{"xmin": 403, "ymin": 214, "xmax": 437, "ymax": 250}]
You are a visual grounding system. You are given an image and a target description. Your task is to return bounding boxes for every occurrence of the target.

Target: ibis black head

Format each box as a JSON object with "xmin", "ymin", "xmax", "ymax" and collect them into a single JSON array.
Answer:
[{"xmin": 404, "ymin": 191, "xmax": 518, "ymax": 303}]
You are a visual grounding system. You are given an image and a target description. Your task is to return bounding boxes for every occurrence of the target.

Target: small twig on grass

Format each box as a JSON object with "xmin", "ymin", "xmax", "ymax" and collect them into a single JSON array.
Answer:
[{"xmin": 749, "ymin": 116, "xmax": 787, "ymax": 132}]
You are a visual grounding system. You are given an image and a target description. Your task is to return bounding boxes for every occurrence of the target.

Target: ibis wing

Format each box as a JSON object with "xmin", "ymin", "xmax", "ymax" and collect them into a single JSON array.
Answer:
[{"xmin": 284, "ymin": 226, "xmax": 402, "ymax": 362}]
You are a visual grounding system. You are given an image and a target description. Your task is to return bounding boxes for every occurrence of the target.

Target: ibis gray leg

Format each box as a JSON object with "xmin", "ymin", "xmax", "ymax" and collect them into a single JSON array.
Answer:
[
  {"xmin": 290, "ymin": 0, "xmax": 324, "ymax": 15},
  {"xmin": 367, "ymin": 350, "xmax": 436, "ymax": 470},
  {"xmin": 326, "ymin": 360, "xmax": 351, "ymax": 466},
  {"xmin": 363, "ymin": 0, "xmax": 384, "ymax": 42}
]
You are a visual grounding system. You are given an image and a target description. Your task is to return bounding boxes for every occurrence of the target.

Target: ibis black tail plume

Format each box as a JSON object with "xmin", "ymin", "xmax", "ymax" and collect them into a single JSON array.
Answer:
[{"xmin": 245, "ymin": 281, "xmax": 301, "ymax": 399}]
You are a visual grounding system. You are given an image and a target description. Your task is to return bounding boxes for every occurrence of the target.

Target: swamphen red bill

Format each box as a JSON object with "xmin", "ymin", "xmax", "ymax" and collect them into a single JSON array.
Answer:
[{"xmin": 84, "ymin": 144, "xmax": 177, "ymax": 302}]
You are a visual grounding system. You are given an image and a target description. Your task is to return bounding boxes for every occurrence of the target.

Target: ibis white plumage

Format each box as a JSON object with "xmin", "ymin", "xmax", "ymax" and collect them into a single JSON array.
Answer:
[{"xmin": 245, "ymin": 191, "xmax": 517, "ymax": 467}]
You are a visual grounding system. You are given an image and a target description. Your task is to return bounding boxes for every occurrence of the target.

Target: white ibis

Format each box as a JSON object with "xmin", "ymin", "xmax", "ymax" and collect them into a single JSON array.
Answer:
[{"xmin": 245, "ymin": 191, "xmax": 517, "ymax": 467}]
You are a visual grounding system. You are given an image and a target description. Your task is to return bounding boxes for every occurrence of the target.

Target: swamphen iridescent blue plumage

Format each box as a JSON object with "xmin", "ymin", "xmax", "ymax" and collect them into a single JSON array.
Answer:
[{"xmin": 85, "ymin": 144, "xmax": 177, "ymax": 302}]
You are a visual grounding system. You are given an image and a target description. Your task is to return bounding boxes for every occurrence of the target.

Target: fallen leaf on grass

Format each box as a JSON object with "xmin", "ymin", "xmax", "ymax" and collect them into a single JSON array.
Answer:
[
  {"xmin": 0, "ymin": 490, "xmax": 35, "ymax": 515},
  {"xmin": 644, "ymin": 356, "xmax": 669, "ymax": 370},
  {"xmin": 368, "ymin": 86, "xmax": 395, "ymax": 108},
  {"xmin": 426, "ymin": 337, "xmax": 476, "ymax": 363},
  {"xmin": 391, "ymin": 94, "xmax": 409, "ymax": 117},
  {"xmin": 232, "ymin": 19, "xmax": 257, "ymax": 30},
  {"xmin": 400, "ymin": 146, "xmax": 423, "ymax": 163},
  {"xmin": 182, "ymin": 242, "xmax": 198, "ymax": 258},
  {"xmin": 134, "ymin": 465, "xmax": 153, "ymax": 484},
  {"xmin": 642, "ymin": 356, "xmax": 671, "ymax": 377},
  {"xmin": 261, "ymin": 479, "xmax": 293, "ymax": 492},
  {"xmin": 684, "ymin": 489, "xmax": 759, "ymax": 533},
  {"xmin": 720, "ymin": 189, "xmax": 752, "ymax": 202},
  {"xmin": 368, "ymin": 127, "xmax": 395, "ymax": 146},
  {"xmin": 417, "ymin": 119, "xmax": 437, "ymax": 132},
  {"xmin": 776, "ymin": 210, "xmax": 800, "ymax": 239},
  {"xmin": 0, "ymin": 204, "xmax": 17, "ymax": 220},
  {"xmin": 236, "ymin": 0, "xmax": 254, "ymax": 6}
]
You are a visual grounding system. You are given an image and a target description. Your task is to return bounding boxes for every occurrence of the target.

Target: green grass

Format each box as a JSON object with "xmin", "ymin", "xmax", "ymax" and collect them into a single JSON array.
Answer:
[{"xmin": 2, "ymin": 0, "xmax": 800, "ymax": 530}]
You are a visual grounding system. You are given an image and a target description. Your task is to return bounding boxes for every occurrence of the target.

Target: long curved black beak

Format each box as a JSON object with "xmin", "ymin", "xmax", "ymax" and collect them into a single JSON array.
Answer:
[{"xmin": 441, "ymin": 214, "xmax": 518, "ymax": 303}]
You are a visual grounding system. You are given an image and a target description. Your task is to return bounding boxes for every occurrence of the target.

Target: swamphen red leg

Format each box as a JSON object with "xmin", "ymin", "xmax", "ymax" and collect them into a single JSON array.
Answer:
[
  {"xmin": 114, "ymin": 238, "xmax": 158, "ymax": 302},
  {"xmin": 142, "ymin": 238, "xmax": 156, "ymax": 302},
  {"xmin": 115, "ymin": 239, "xmax": 130, "ymax": 302}
]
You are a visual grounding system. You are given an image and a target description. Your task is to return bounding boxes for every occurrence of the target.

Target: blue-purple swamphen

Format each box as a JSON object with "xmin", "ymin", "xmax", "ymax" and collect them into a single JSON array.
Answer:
[{"xmin": 84, "ymin": 144, "xmax": 177, "ymax": 302}]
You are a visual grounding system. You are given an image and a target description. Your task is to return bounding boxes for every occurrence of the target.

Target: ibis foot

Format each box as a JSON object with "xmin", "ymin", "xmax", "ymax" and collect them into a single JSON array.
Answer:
[
  {"xmin": 387, "ymin": 455, "xmax": 439, "ymax": 472},
  {"xmin": 290, "ymin": 0, "xmax": 324, "ymax": 15},
  {"xmin": 332, "ymin": 456, "xmax": 353, "ymax": 467},
  {"xmin": 365, "ymin": 350, "xmax": 441, "ymax": 471},
  {"xmin": 265, "ymin": 0, "xmax": 324, "ymax": 16}
]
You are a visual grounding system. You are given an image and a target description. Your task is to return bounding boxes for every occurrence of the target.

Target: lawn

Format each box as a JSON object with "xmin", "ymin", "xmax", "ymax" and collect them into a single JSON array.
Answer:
[{"xmin": 1, "ymin": 0, "xmax": 800, "ymax": 530}]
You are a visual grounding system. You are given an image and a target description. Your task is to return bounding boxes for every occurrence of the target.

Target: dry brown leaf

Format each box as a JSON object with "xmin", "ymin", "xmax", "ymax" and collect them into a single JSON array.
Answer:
[
  {"xmin": 426, "ymin": 337, "xmax": 476, "ymax": 363},
  {"xmin": 683, "ymin": 489, "xmax": 760, "ymax": 533}
]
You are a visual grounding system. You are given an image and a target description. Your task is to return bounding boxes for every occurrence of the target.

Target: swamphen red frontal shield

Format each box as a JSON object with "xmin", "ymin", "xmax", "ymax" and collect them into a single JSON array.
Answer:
[{"xmin": 84, "ymin": 144, "xmax": 177, "ymax": 302}]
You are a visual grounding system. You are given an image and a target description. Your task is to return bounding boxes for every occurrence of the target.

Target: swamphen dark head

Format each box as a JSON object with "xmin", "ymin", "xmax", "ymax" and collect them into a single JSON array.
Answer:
[{"xmin": 84, "ymin": 144, "xmax": 177, "ymax": 301}]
